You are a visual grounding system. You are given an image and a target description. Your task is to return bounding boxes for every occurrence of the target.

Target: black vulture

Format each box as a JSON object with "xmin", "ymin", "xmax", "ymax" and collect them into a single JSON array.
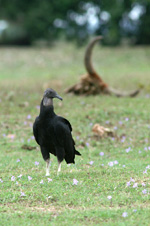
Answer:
[{"xmin": 33, "ymin": 88, "xmax": 81, "ymax": 176}]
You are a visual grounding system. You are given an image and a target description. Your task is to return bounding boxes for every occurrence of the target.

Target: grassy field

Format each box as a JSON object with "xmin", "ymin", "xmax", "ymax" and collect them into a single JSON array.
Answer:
[{"xmin": 0, "ymin": 42, "xmax": 150, "ymax": 225}]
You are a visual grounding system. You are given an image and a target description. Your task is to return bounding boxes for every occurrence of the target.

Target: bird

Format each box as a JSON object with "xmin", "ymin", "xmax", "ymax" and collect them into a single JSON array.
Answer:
[{"xmin": 33, "ymin": 88, "xmax": 81, "ymax": 176}]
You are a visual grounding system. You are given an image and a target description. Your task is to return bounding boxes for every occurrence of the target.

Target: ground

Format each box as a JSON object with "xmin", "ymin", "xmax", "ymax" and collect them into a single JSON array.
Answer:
[{"xmin": 0, "ymin": 42, "xmax": 150, "ymax": 225}]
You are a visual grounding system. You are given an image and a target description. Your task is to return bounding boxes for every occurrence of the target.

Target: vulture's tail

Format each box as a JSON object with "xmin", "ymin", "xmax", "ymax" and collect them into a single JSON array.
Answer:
[{"xmin": 75, "ymin": 150, "xmax": 81, "ymax": 156}]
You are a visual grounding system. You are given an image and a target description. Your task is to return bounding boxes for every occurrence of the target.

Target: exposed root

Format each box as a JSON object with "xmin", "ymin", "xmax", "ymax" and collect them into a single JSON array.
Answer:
[
  {"xmin": 107, "ymin": 87, "xmax": 140, "ymax": 97},
  {"xmin": 66, "ymin": 74, "xmax": 139, "ymax": 96},
  {"xmin": 65, "ymin": 73, "xmax": 109, "ymax": 95}
]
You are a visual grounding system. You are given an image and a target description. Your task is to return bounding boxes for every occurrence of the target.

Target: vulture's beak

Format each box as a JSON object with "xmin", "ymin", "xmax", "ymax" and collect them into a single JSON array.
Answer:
[{"xmin": 55, "ymin": 94, "xmax": 63, "ymax": 101}]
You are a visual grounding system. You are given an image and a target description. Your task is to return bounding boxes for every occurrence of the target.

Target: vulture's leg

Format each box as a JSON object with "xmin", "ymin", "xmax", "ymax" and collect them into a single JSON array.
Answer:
[
  {"xmin": 40, "ymin": 146, "xmax": 50, "ymax": 176},
  {"xmin": 57, "ymin": 161, "xmax": 61, "ymax": 175},
  {"xmin": 46, "ymin": 159, "xmax": 50, "ymax": 176},
  {"xmin": 56, "ymin": 147, "xmax": 65, "ymax": 175}
]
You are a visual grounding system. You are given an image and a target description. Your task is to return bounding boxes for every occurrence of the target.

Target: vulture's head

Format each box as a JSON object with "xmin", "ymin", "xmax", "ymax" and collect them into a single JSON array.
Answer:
[{"xmin": 43, "ymin": 88, "xmax": 63, "ymax": 106}]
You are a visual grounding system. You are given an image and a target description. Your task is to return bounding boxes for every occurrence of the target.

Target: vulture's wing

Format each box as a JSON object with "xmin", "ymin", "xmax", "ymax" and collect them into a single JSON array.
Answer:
[
  {"xmin": 55, "ymin": 116, "xmax": 81, "ymax": 156},
  {"xmin": 52, "ymin": 116, "xmax": 76, "ymax": 163},
  {"xmin": 53, "ymin": 116, "xmax": 72, "ymax": 145},
  {"xmin": 58, "ymin": 116, "xmax": 72, "ymax": 131}
]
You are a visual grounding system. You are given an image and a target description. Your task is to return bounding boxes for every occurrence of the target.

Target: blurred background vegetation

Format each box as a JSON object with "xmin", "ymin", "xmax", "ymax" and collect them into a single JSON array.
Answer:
[{"xmin": 0, "ymin": 0, "xmax": 150, "ymax": 46}]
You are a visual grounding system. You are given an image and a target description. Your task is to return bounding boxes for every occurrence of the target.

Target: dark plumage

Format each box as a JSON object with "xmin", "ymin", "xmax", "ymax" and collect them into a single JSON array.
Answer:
[{"xmin": 33, "ymin": 88, "xmax": 81, "ymax": 175}]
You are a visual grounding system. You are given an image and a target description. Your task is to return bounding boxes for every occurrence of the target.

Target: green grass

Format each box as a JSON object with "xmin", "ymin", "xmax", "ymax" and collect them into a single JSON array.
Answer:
[{"xmin": 0, "ymin": 42, "xmax": 150, "ymax": 226}]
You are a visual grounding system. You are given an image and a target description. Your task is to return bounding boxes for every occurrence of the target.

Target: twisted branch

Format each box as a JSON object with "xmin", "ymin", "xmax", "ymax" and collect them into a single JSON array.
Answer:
[{"xmin": 66, "ymin": 36, "xmax": 140, "ymax": 97}]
